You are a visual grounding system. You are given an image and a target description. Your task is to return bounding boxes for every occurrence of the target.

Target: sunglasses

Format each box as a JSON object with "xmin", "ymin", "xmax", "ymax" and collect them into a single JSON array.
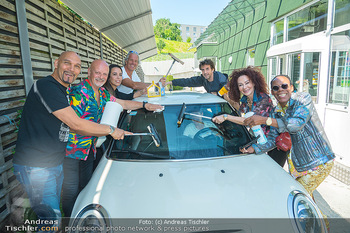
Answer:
[
  {"xmin": 128, "ymin": 50, "xmax": 139, "ymax": 55},
  {"xmin": 272, "ymin": 83, "xmax": 289, "ymax": 91}
]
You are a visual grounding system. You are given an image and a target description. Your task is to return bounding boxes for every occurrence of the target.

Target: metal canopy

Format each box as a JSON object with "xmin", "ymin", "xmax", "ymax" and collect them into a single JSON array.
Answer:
[
  {"xmin": 194, "ymin": 0, "xmax": 266, "ymax": 47},
  {"xmin": 61, "ymin": 0, "xmax": 157, "ymax": 60}
]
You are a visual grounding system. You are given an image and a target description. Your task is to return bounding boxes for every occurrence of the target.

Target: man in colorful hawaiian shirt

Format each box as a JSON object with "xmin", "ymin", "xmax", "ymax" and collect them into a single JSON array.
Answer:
[{"xmin": 62, "ymin": 59, "xmax": 162, "ymax": 217}]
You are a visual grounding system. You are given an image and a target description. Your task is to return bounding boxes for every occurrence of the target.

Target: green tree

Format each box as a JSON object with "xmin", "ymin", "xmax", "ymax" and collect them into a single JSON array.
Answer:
[
  {"xmin": 154, "ymin": 18, "xmax": 182, "ymax": 42},
  {"xmin": 157, "ymin": 39, "xmax": 166, "ymax": 52},
  {"xmin": 186, "ymin": 37, "xmax": 192, "ymax": 43}
]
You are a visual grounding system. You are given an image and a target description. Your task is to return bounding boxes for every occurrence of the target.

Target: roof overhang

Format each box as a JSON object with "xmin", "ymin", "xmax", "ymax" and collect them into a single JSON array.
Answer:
[
  {"xmin": 266, "ymin": 34, "xmax": 329, "ymax": 57},
  {"xmin": 61, "ymin": 0, "xmax": 157, "ymax": 60}
]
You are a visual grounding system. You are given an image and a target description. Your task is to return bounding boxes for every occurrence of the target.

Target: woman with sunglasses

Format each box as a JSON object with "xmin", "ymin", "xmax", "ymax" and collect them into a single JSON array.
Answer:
[
  {"xmin": 212, "ymin": 66, "xmax": 288, "ymax": 167},
  {"xmin": 104, "ymin": 64, "xmax": 145, "ymax": 100},
  {"xmin": 243, "ymin": 75, "xmax": 334, "ymax": 198}
]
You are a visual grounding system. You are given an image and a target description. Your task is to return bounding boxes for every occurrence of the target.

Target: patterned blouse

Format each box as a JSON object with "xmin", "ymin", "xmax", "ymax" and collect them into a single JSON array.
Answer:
[
  {"xmin": 239, "ymin": 91, "xmax": 273, "ymax": 136},
  {"xmin": 66, "ymin": 79, "xmax": 116, "ymax": 161}
]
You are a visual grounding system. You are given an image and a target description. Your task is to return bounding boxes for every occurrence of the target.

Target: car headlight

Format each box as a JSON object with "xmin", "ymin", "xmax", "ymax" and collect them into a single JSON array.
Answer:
[
  {"xmin": 68, "ymin": 204, "xmax": 111, "ymax": 233},
  {"xmin": 288, "ymin": 190, "xmax": 327, "ymax": 233}
]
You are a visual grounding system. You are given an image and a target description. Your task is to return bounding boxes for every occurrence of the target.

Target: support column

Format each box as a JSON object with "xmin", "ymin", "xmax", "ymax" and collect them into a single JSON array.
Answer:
[
  {"xmin": 99, "ymin": 32, "xmax": 103, "ymax": 59},
  {"xmin": 15, "ymin": 0, "xmax": 33, "ymax": 95}
]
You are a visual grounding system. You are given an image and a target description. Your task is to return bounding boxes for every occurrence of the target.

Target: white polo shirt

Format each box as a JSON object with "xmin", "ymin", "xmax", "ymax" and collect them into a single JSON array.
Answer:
[{"xmin": 117, "ymin": 66, "xmax": 141, "ymax": 94}]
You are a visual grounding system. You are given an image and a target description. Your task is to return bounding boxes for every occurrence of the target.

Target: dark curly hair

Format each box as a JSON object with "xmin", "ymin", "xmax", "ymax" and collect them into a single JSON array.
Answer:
[
  {"xmin": 199, "ymin": 59, "xmax": 215, "ymax": 71},
  {"xmin": 228, "ymin": 66, "xmax": 268, "ymax": 102}
]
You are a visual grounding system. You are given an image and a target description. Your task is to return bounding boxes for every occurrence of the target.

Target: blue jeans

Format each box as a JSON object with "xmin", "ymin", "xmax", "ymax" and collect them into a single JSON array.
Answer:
[{"xmin": 13, "ymin": 163, "xmax": 64, "ymax": 217}]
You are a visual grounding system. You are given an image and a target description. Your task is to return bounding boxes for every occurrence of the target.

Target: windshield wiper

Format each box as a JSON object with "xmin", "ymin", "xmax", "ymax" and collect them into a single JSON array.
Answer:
[
  {"xmin": 112, "ymin": 149, "xmax": 171, "ymax": 159},
  {"xmin": 217, "ymin": 145, "xmax": 233, "ymax": 154},
  {"xmin": 239, "ymin": 135, "xmax": 260, "ymax": 151}
]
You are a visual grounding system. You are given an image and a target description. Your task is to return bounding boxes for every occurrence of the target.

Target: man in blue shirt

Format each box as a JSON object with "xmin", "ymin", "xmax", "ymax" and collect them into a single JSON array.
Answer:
[{"xmin": 165, "ymin": 59, "xmax": 227, "ymax": 95}]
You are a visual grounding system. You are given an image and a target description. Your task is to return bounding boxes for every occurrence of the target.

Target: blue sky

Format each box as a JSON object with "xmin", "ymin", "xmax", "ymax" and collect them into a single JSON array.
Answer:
[{"xmin": 150, "ymin": 0, "xmax": 231, "ymax": 26}]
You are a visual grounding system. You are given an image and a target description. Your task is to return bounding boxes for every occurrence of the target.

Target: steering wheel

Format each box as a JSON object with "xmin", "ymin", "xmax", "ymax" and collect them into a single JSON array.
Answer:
[{"xmin": 193, "ymin": 127, "xmax": 223, "ymax": 142}]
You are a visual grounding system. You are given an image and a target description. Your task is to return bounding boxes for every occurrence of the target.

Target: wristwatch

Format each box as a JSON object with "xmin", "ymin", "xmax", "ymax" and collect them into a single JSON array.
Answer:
[
  {"xmin": 223, "ymin": 114, "xmax": 228, "ymax": 121},
  {"xmin": 143, "ymin": 101, "xmax": 148, "ymax": 109},
  {"xmin": 266, "ymin": 117, "xmax": 272, "ymax": 126},
  {"xmin": 108, "ymin": 125, "xmax": 115, "ymax": 135}
]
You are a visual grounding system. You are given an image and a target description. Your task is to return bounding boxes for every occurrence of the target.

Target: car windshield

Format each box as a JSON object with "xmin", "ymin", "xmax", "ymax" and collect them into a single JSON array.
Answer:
[{"xmin": 107, "ymin": 102, "xmax": 252, "ymax": 160}]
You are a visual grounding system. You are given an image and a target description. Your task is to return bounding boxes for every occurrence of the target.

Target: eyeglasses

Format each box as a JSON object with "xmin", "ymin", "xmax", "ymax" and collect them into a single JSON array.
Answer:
[
  {"xmin": 272, "ymin": 83, "xmax": 289, "ymax": 91},
  {"xmin": 128, "ymin": 51, "xmax": 139, "ymax": 55}
]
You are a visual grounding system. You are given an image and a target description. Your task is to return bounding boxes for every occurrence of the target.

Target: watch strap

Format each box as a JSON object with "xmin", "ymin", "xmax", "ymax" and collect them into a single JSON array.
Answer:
[
  {"xmin": 108, "ymin": 125, "xmax": 115, "ymax": 135},
  {"xmin": 143, "ymin": 101, "xmax": 148, "ymax": 109}
]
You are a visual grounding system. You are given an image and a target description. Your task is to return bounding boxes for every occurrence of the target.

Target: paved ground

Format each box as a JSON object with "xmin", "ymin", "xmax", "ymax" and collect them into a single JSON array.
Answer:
[{"xmin": 314, "ymin": 175, "xmax": 350, "ymax": 233}]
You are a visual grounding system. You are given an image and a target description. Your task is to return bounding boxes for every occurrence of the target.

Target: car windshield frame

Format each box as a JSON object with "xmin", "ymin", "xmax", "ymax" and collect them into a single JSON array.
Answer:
[{"xmin": 107, "ymin": 102, "xmax": 253, "ymax": 161}]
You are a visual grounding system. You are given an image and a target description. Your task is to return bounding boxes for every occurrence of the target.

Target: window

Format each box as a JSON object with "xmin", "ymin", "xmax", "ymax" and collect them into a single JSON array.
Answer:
[
  {"xmin": 328, "ymin": 30, "xmax": 350, "ymax": 105},
  {"xmin": 289, "ymin": 53, "xmax": 301, "ymax": 92},
  {"xmin": 287, "ymin": 0, "xmax": 327, "ymax": 41},
  {"xmin": 271, "ymin": 0, "xmax": 328, "ymax": 45},
  {"xmin": 272, "ymin": 19, "xmax": 284, "ymax": 45},
  {"xmin": 186, "ymin": 27, "xmax": 189, "ymax": 32},
  {"xmin": 334, "ymin": 0, "xmax": 350, "ymax": 28},
  {"xmin": 246, "ymin": 48, "xmax": 255, "ymax": 66},
  {"xmin": 303, "ymin": 52, "xmax": 320, "ymax": 103},
  {"xmin": 193, "ymin": 27, "xmax": 197, "ymax": 32},
  {"xmin": 269, "ymin": 57, "xmax": 277, "ymax": 81}
]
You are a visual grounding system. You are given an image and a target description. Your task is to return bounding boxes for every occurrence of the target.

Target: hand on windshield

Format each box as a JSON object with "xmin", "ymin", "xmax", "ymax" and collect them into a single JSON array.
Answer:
[
  {"xmin": 240, "ymin": 146, "xmax": 255, "ymax": 154},
  {"xmin": 110, "ymin": 128, "xmax": 133, "ymax": 140},
  {"xmin": 212, "ymin": 114, "xmax": 226, "ymax": 124},
  {"xmin": 244, "ymin": 115, "xmax": 266, "ymax": 127},
  {"xmin": 145, "ymin": 103, "xmax": 164, "ymax": 112},
  {"xmin": 134, "ymin": 88, "xmax": 147, "ymax": 98}
]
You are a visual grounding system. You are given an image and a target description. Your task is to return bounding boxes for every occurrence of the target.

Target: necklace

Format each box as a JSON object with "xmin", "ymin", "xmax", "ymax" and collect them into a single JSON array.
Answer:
[{"xmin": 247, "ymin": 97, "xmax": 253, "ymax": 110}]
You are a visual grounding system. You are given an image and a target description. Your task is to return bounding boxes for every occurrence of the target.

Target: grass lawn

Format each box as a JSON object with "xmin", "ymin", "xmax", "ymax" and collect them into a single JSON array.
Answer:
[{"xmin": 143, "ymin": 38, "xmax": 196, "ymax": 62}]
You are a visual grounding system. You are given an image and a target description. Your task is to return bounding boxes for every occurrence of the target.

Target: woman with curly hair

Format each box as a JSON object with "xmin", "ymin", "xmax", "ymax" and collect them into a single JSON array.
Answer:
[{"xmin": 213, "ymin": 66, "xmax": 288, "ymax": 167}]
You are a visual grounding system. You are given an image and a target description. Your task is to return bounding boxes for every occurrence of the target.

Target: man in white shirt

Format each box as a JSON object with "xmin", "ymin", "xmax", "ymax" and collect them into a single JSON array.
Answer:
[
  {"xmin": 118, "ymin": 51, "xmax": 148, "ymax": 95},
  {"xmin": 118, "ymin": 51, "xmax": 166, "ymax": 95}
]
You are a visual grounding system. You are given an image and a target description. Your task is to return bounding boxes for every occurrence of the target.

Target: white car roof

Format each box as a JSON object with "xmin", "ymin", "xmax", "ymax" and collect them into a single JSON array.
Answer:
[{"xmin": 134, "ymin": 92, "xmax": 227, "ymax": 105}]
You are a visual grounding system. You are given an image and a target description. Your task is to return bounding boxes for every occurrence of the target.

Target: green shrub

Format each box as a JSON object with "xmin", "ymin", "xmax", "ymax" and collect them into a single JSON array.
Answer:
[{"xmin": 166, "ymin": 75, "xmax": 183, "ymax": 90}]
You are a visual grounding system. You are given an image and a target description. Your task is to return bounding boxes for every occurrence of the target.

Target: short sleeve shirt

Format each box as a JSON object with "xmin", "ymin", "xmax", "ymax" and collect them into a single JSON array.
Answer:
[
  {"xmin": 66, "ymin": 79, "xmax": 115, "ymax": 160},
  {"xmin": 14, "ymin": 76, "xmax": 70, "ymax": 167},
  {"xmin": 117, "ymin": 66, "xmax": 141, "ymax": 94}
]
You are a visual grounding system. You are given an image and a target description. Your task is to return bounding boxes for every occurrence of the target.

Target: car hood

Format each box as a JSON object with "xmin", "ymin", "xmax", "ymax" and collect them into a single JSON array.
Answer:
[{"xmin": 72, "ymin": 153, "xmax": 305, "ymax": 218}]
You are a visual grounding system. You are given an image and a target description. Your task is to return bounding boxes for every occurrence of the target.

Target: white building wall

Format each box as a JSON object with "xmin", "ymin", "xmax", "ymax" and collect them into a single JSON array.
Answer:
[
  {"xmin": 141, "ymin": 58, "xmax": 197, "ymax": 83},
  {"xmin": 179, "ymin": 24, "xmax": 207, "ymax": 43}
]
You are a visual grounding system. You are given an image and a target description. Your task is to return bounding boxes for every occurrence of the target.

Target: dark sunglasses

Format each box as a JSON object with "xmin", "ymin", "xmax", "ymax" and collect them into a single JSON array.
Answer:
[
  {"xmin": 128, "ymin": 50, "xmax": 139, "ymax": 55},
  {"xmin": 272, "ymin": 83, "xmax": 289, "ymax": 91}
]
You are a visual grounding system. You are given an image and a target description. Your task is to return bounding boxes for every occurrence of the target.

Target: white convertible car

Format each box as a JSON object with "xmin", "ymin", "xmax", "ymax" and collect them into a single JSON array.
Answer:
[{"xmin": 68, "ymin": 92, "xmax": 327, "ymax": 233}]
